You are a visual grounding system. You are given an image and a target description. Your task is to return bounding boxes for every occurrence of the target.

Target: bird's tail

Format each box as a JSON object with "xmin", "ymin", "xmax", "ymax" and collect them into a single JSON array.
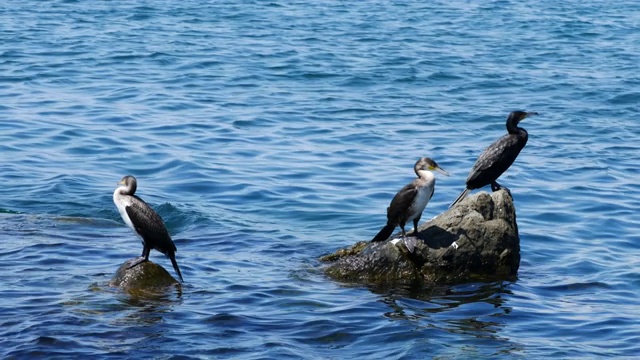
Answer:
[
  {"xmin": 449, "ymin": 189, "xmax": 470, "ymax": 208},
  {"xmin": 371, "ymin": 223, "xmax": 395, "ymax": 243},
  {"xmin": 168, "ymin": 252, "xmax": 184, "ymax": 283}
]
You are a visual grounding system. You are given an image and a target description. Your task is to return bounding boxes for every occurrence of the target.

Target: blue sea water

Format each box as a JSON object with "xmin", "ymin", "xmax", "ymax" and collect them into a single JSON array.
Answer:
[{"xmin": 1, "ymin": 0, "xmax": 640, "ymax": 358}]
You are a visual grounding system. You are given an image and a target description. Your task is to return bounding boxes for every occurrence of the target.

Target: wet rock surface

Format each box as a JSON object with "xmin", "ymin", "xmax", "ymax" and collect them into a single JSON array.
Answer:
[
  {"xmin": 321, "ymin": 189, "xmax": 520, "ymax": 286},
  {"xmin": 110, "ymin": 259, "xmax": 180, "ymax": 293}
]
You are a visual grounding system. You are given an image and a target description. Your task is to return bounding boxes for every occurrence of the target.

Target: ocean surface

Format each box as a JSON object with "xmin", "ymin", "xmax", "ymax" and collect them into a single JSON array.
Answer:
[{"xmin": 1, "ymin": 0, "xmax": 640, "ymax": 358}]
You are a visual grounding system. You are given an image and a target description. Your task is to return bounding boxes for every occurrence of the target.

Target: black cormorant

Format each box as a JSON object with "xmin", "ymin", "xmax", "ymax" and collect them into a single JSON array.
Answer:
[
  {"xmin": 371, "ymin": 157, "xmax": 449, "ymax": 252},
  {"xmin": 113, "ymin": 175, "xmax": 184, "ymax": 282},
  {"xmin": 450, "ymin": 110, "xmax": 538, "ymax": 208}
]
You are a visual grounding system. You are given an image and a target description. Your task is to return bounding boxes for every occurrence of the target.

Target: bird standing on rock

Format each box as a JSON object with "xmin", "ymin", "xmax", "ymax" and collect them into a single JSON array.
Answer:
[
  {"xmin": 113, "ymin": 175, "xmax": 184, "ymax": 282},
  {"xmin": 450, "ymin": 111, "xmax": 538, "ymax": 208},
  {"xmin": 371, "ymin": 157, "xmax": 449, "ymax": 252}
]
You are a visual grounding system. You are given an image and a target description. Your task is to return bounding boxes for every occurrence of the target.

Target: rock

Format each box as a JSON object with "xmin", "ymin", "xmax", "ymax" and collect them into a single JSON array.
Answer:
[
  {"xmin": 110, "ymin": 259, "xmax": 181, "ymax": 294},
  {"xmin": 320, "ymin": 189, "xmax": 520, "ymax": 285}
]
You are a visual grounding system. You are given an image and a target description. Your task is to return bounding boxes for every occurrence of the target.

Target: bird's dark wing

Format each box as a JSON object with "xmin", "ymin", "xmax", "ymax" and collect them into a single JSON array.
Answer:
[
  {"xmin": 466, "ymin": 134, "xmax": 526, "ymax": 188},
  {"xmin": 126, "ymin": 196, "xmax": 176, "ymax": 254},
  {"xmin": 387, "ymin": 182, "xmax": 418, "ymax": 225}
]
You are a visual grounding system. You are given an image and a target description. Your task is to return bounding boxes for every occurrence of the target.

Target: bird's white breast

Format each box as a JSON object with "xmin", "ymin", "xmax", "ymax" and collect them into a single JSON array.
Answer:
[
  {"xmin": 409, "ymin": 186, "xmax": 431, "ymax": 221},
  {"xmin": 409, "ymin": 171, "xmax": 436, "ymax": 222},
  {"xmin": 113, "ymin": 188, "xmax": 136, "ymax": 234}
]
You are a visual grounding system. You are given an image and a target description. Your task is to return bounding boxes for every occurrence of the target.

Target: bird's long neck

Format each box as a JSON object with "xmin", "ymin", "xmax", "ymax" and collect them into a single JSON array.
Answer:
[
  {"xmin": 114, "ymin": 185, "xmax": 133, "ymax": 197},
  {"xmin": 416, "ymin": 169, "xmax": 435, "ymax": 183},
  {"xmin": 507, "ymin": 119, "xmax": 528, "ymax": 139}
]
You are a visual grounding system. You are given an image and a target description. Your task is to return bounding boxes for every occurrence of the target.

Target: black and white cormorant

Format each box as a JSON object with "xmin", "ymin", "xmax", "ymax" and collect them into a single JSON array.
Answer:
[
  {"xmin": 449, "ymin": 110, "xmax": 538, "ymax": 208},
  {"xmin": 371, "ymin": 157, "xmax": 449, "ymax": 252},
  {"xmin": 113, "ymin": 175, "xmax": 184, "ymax": 282}
]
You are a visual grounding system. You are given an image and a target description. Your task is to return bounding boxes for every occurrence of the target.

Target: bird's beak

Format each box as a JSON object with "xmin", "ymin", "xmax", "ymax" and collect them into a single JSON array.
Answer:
[
  {"xmin": 525, "ymin": 111, "xmax": 539, "ymax": 118},
  {"xmin": 117, "ymin": 180, "xmax": 124, "ymax": 185},
  {"xmin": 435, "ymin": 166, "xmax": 450, "ymax": 176}
]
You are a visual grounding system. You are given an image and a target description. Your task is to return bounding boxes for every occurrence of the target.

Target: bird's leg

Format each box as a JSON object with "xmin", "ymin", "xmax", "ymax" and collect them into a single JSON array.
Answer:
[
  {"xmin": 411, "ymin": 218, "xmax": 424, "ymax": 239},
  {"xmin": 400, "ymin": 226, "xmax": 407, "ymax": 240},
  {"xmin": 142, "ymin": 245, "xmax": 151, "ymax": 261},
  {"xmin": 128, "ymin": 245, "xmax": 151, "ymax": 269},
  {"xmin": 491, "ymin": 181, "xmax": 509, "ymax": 191},
  {"xmin": 491, "ymin": 181, "xmax": 511, "ymax": 195}
]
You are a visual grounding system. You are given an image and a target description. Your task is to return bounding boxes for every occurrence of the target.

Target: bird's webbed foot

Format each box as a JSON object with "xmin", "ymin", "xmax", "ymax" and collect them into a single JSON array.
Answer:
[
  {"xmin": 127, "ymin": 256, "xmax": 148, "ymax": 269},
  {"xmin": 403, "ymin": 236, "xmax": 418, "ymax": 253}
]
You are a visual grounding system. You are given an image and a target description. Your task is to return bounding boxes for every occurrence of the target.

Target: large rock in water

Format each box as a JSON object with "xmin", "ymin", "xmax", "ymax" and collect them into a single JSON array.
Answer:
[
  {"xmin": 320, "ymin": 189, "xmax": 520, "ymax": 285},
  {"xmin": 110, "ymin": 259, "xmax": 180, "ymax": 294}
]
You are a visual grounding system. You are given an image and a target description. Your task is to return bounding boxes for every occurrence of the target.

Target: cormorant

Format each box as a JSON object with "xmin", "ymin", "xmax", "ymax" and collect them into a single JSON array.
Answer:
[
  {"xmin": 113, "ymin": 175, "xmax": 184, "ymax": 282},
  {"xmin": 371, "ymin": 157, "xmax": 449, "ymax": 252},
  {"xmin": 450, "ymin": 110, "xmax": 538, "ymax": 208}
]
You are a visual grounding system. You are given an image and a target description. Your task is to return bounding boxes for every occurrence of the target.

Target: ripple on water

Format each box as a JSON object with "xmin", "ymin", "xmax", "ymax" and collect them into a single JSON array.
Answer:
[{"xmin": 2, "ymin": 0, "xmax": 640, "ymax": 358}]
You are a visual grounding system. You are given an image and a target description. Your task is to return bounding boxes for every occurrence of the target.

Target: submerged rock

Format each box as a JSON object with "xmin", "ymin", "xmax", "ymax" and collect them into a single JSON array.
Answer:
[
  {"xmin": 110, "ymin": 259, "xmax": 180, "ymax": 293},
  {"xmin": 321, "ymin": 189, "xmax": 520, "ymax": 285}
]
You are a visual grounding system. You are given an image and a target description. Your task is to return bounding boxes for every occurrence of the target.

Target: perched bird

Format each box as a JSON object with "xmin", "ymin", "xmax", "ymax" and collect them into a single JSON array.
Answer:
[
  {"xmin": 450, "ymin": 111, "xmax": 538, "ymax": 208},
  {"xmin": 371, "ymin": 157, "xmax": 449, "ymax": 252},
  {"xmin": 113, "ymin": 175, "xmax": 184, "ymax": 282}
]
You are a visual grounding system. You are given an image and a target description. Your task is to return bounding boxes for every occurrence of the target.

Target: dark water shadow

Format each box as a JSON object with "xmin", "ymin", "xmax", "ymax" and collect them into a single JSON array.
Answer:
[
  {"xmin": 80, "ymin": 280, "xmax": 185, "ymax": 328},
  {"xmin": 367, "ymin": 281, "xmax": 523, "ymax": 355}
]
